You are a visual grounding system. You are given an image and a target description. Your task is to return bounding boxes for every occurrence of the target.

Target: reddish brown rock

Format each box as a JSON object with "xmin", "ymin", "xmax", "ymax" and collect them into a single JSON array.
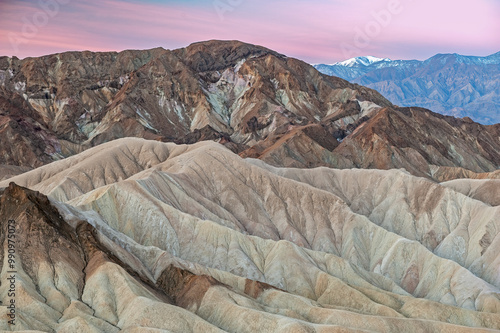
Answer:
[
  {"xmin": 0, "ymin": 40, "xmax": 391, "ymax": 171},
  {"xmin": 0, "ymin": 41, "xmax": 498, "ymax": 181}
]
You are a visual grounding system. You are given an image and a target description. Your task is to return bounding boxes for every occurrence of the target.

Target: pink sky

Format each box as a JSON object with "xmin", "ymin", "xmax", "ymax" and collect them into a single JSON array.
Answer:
[{"xmin": 0, "ymin": 0, "xmax": 499, "ymax": 63}]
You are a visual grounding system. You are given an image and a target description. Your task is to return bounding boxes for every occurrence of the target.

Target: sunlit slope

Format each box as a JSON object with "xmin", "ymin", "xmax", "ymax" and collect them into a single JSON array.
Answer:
[{"xmin": 1, "ymin": 138, "xmax": 500, "ymax": 332}]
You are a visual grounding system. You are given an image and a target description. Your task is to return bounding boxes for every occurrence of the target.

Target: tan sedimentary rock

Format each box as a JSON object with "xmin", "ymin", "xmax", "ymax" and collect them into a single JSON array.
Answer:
[
  {"xmin": 441, "ymin": 178, "xmax": 500, "ymax": 206},
  {"xmin": 2, "ymin": 138, "xmax": 500, "ymax": 331}
]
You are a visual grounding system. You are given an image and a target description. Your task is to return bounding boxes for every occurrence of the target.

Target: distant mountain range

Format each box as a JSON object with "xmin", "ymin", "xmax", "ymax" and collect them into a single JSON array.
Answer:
[{"xmin": 314, "ymin": 52, "xmax": 500, "ymax": 124}]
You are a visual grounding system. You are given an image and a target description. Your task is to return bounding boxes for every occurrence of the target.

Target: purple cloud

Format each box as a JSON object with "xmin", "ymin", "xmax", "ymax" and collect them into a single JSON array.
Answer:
[{"xmin": 0, "ymin": 0, "xmax": 498, "ymax": 63}]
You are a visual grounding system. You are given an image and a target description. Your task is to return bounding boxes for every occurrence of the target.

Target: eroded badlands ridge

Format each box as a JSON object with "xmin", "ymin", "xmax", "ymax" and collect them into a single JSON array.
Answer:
[
  {"xmin": 0, "ymin": 41, "xmax": 389, "ymax": 168},
  {"xmin": 1, "ymin": 138, "xmax": 500, "ymax": 332},
  {"xmin": 1, "ymin": 41, "xmax": 499, "ymax": 181}
]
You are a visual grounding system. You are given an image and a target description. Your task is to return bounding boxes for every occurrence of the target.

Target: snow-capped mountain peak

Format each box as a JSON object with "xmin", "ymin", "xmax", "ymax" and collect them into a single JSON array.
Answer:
[
  {"xmin": 314, "ymin": 51, "xmax": 500, "ymax": 124},
  {"xmin": 332, "ymin": 56, "xmax": 391, "ymax": 67}
]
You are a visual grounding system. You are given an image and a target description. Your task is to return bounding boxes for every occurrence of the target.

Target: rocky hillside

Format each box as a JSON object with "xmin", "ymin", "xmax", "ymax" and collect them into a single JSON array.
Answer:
[
  {"xmin": 2, "ymin": 40, "xmax": 498, "ymax": 181},
  {"xmin": 0, "ymin": 41, "xmax": 389, "ymax": 167},
  {"xmin": 315, "ymin": 52, "xmax": 500, "ymax": 124},
  {"xmin": 1, "ymin": 138, "xmax": 500, "ymax": 332}
]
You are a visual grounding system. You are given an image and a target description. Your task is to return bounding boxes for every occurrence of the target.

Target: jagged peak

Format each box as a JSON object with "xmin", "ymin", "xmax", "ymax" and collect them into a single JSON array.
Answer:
[
  {"xmin": 174, "ymin": 39, "xmax": 286, "ymax": 72},
  {"xmin": 331, "ymin": 56, "xmax": 391, "ymax": 67}
]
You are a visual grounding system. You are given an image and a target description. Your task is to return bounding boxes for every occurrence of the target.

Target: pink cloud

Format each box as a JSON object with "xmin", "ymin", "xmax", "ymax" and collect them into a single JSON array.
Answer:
[{"xmin": 0, "ymin": 0, "xmax": 498, "ymax": 63}]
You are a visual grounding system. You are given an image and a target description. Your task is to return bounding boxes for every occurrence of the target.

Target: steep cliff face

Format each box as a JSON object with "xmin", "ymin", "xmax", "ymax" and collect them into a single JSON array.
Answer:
[{"xmin": 1, "ymin": 140, "xmax": 500, "ymax": 332}]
